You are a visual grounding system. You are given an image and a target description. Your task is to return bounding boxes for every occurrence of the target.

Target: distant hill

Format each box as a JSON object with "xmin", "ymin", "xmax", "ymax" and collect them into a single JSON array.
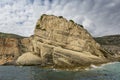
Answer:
[
  {"xmin": 94, "ymin": 34, "xmax": 120, "ymax": 46},
  {"xmin": 94, "ymin": 34, "xmax": 120, "ymax": 55},
  {"xmin": 0, "ymin": 32, "xmax": 25, "ymax": 38}
]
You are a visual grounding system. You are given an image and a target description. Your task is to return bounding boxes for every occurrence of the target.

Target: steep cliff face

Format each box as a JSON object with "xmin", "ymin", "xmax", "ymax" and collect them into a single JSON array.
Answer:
[
  {"xmin": 0, "ymin": 33, "xmax": 32, "ymax": 65},
  {"xmin": 0, "ymin": 38, "xmax": 19, "ymax": 64},
  {"xmin": 23, "ymin": 14, "xmax": 109, "ymax": 68}
]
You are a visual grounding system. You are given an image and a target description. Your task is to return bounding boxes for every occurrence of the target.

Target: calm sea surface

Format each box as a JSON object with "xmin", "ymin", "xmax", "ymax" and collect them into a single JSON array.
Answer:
[{"xmin": 0, "ymin": 62, "xmax": 120, "ymax": 80}]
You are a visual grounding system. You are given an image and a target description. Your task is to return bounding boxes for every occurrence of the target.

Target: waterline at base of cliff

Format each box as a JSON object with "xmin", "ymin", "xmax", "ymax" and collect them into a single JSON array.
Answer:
[{"xmin": 0, "ymin": 62, "xmax": 120, "ymax": 80}]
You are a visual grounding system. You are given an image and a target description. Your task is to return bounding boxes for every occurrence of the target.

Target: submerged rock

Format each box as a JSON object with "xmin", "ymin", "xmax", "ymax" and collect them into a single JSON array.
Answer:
[{"xmin": 16, "ymin": 52, "xmax": 41, "ymax": 65}]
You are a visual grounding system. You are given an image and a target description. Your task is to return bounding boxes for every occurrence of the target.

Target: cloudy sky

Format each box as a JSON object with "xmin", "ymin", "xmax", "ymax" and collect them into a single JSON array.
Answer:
[{"xmin": 0, "ymin": 0, "xmax": 120, "ymax": 37}]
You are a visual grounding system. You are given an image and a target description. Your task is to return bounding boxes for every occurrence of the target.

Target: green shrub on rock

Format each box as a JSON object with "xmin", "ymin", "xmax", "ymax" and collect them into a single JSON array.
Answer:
[
  {"xmin": 78, "ymin": 24, "xmax": 84, "ymax": 28},
  {"xmin": 69, "ymin": 20, "xmax": 74, "ymax": 23},
  {"xmin": 36, "ymin": 24, "xmax": 40, "ymax": 29},
  {"xmin": 59, "ymin": 16, "xmax": 63, "ymax": 18}
]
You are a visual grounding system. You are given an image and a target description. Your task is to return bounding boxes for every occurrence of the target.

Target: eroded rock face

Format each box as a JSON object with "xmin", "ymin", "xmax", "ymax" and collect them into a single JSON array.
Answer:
[
  {"xmin": 30, "ymin": 14, "xmax": 108, "ymax": 68},
  {"xmin": 0, "ymin": 38, "xmax": 19, "ymax": 64},
  {"xmin": 0, "ymin": 37, "xmax": 32, "ymax": 65}
]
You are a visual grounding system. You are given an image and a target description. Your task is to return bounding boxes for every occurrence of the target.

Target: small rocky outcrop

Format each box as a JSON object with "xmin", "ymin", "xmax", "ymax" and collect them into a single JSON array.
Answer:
[{"xmin": 16, "ymin": 52, "xmax": 41, "ymax": 65}]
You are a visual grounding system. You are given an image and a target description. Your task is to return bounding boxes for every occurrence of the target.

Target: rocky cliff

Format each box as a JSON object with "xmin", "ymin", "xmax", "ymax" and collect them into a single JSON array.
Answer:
[
  {"xmin": 0, "ymin": 32, "xmax": 32, "ymax": 65},
  {"xmin": 1, "ymin": 14, "xmax": 117, "ymax": 69},
  {"xmin": 16, "ymin": 14, "xmax": 110, "ymax": 68}
]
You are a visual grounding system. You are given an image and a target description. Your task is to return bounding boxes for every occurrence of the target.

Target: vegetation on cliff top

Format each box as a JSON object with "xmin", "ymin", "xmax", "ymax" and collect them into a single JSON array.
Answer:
[
  {"xmin": 94, "ymin": 34, "xmax": 120, "ymax": 46},
  {"xmin": 0, "ymin": 32, "xmax": 25, "ymax": 38},
  {"xmin": 36, "ymin": 14, "xmax": 84, "ymax": 29}
]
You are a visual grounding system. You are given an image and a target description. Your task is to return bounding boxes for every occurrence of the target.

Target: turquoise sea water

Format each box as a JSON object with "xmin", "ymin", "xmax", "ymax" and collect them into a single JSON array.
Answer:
[{"xmin": 0, "ymin": 62, "xmax": 120, "ymax": 80}]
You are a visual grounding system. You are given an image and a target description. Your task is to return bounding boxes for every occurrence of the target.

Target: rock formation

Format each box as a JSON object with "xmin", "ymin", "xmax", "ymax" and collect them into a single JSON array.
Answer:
[
  {"xmin": 17, "ymin": 14, "xmax": 110, "ymax": 68},
  {"xmin": 1, "ymin": 14, "xmax": 117, "ymax": 69},
  {"xmin": 16, "ymin": 52, "xmax": 41, "ymax": 65}
]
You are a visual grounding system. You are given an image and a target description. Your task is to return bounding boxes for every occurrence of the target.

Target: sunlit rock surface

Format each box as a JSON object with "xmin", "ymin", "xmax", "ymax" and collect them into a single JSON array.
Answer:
[{"xmin": 27, "ymin": 14, "xmax": 109, "ymax": 68}]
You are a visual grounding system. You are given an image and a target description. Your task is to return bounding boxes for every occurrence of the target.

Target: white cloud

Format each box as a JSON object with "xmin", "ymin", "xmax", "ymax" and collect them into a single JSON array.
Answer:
[
  {"xmin": 0, "ymin": 0, "xmax": 35, "ymax": 36},
  {"xmin": 0, "ymin": 0, "xmax": 120, "ymax": 37}
]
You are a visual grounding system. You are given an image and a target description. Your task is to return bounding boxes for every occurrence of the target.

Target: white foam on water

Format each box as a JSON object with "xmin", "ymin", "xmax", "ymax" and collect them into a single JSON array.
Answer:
[
  {"xmin": 85, "ymin": 62, "xmax": 120, "ymax": 71},
  {"xmin": 90, "ymin": 64, "xmax": 98, "ymax": 68},
  {"xmin": 100, "ymin": 62, "xmax": 119, "ymax": 67}
]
